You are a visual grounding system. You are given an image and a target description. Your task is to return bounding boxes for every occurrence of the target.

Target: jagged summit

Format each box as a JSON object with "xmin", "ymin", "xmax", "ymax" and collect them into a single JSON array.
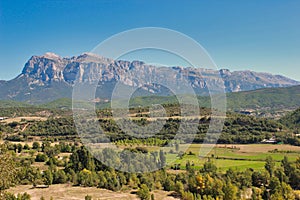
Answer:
[
  {"xmin": 0, "ymin": 53, "xmax": 299, "ymax": 103},
  {"xmin": 42, "ymin": 52, "xmax": 61, "ymax": 60}
]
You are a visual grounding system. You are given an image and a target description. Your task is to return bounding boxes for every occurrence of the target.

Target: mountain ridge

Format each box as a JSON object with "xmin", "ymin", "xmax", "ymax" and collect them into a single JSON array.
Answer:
[{"xmin": 0, "ymin": 52, "xmax": 299, "ymax": 104}]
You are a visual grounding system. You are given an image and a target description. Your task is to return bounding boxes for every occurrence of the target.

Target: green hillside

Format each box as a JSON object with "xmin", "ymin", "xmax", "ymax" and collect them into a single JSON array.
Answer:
[
  {"xmin": 279, "ymin": 107, "xmax": 300, "ymax": 130},
  {"xmin": 0, "ymin": 100, "xmax": 31, "ymax": 108},
  {"xmin": 1, "ymin": 85, "xmax": 300, "ymax": 117},
  {"xmin": 39, "ymin": 98, "xmax": 72, "ymax": 109},
  {"xmin": 226, "ymin": 85, "xmax": 300, "ymax": 111}
]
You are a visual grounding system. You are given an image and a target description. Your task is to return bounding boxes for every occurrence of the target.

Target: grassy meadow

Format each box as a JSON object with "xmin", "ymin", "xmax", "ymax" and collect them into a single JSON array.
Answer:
[{"xmin": 148, "ymin": 143, "xmax": 300, "ymax": 172}]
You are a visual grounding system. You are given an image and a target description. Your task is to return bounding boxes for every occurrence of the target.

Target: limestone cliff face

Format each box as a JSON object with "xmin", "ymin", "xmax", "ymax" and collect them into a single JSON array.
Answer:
[{"xmin": 0, "ymin": 52, "xmax": 299, "ymax": 103}]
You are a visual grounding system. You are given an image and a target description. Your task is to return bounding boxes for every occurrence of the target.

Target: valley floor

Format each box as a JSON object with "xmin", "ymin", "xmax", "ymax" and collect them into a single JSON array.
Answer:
[{"xmin": 7, "ymin": 184, "xmax": 179, "ymax": 200}]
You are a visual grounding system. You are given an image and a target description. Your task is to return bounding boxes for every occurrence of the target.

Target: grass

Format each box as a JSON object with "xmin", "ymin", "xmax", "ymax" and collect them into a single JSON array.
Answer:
[
  {"xmin": 160, "ymin": 144, "xmax": 300, "ymax": 172},
  {"xmin": 108, "ymin": 143, "xmax": 300, "ymax": 172}
]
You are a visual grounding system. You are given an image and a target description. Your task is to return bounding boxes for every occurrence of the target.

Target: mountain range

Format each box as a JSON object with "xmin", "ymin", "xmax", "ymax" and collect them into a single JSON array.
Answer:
[{"xmin": 0, "ymin": 52, "xmax": 299, "ymax": 104}]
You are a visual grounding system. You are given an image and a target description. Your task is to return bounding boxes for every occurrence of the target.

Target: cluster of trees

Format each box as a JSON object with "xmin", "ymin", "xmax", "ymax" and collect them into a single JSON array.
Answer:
[
  {"xmin": 79, "ymin": 113, "xmax": 289, "ymax": 145},
  {"xmin": 23, "ymin": 117, "xmax": 77, "ymax": 137},
  {"xmin": 2, "ymin": 192, "xmax": 31, "ymax": 200},
  {"xmin": 0, "ymin": 106, "xmax": 67, "ymax": 118},
  {"xmin": 2, "ymin": 140, "xmax": 300, "ymax": 200},
  {"xmin": 114, "ymin": 138, "xmax": 179, "ymax": 147},
  {"xmin": 279, "ymin": 107, "xmax": 300, "ymax": 136},
  {"xmin": 2, "ymin": 104, "xmax": 300, "ymax": 146}
]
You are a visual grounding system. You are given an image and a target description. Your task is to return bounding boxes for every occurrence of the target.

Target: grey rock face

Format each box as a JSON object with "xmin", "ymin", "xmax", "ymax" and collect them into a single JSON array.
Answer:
[{"xmin": 0, "ymin": 52, "xmax": 299, "ymax": 103}]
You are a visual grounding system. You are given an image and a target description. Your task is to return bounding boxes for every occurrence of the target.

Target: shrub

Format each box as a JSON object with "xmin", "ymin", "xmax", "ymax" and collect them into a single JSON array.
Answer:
[{"xmin": 35, "ymin": 153, "xmax": 48, "ymax": 162}]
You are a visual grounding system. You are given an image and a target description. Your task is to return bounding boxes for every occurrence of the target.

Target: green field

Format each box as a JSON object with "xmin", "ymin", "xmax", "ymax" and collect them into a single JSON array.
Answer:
[{"xmin": 159, "ymin": 144, "xmax": 300, "ymax": 172}]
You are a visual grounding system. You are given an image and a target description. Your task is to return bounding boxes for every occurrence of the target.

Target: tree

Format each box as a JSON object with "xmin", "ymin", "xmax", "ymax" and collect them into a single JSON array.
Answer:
[
  {"xmin": 163, "ymin": 176, "xmax": 174, "ymax": 191},
  {"xmin": 0, "ymin": 145, "xmax": 18, "ymax": 192},
  {"xmin": 151, "ymin": 194, "xmax": 155, "ymax": 200},
  {"xmin": 175, "ymin": 181, "xmax": 184, "ymax": 196},
  {"xmin": 274, "ymin": 167, "xmax": 288, "ymax": 183},
  {"xmin": 289, "ymin": 169, "xmax": 300, "ymax": 189},
  {"xmin": 269, "ymin": 177, "xmax": 281, "ymax": 195},
  {"xmin": 223, "ymin": 181, "xmax": 238, "ymax": 200},
  {"xmin": 32, "ymin": 142, "xmax": 40, "ymax": 150},
  {"xmin": 201, "ymin": 160, "xmax": 217, "ymax": 175},
  {"xmin": 23, "ymin": 144, "xmax": 30, "ymax": 150},
  {"xmin": 3, "ymin": 192, "xmax": 31, "ymax": 200},
  {"xmin": 251, "ymin": 187, "xmax": 263, "ymax": 200},
  {"xmin": 78, "ymin": 168, "xmax": 97, "ymax": 187},
  {"xmin": 281, "ymin": 156, "xmax": 292, "ymax": 177},
  {"xmin": 281, "ymin": 182, "xmax": 295, "ymax": 200},
  {"xmin": 195, "ymin": 174, "xmax": 205, "ymax": 192},
  {"xmin": 137, "ymin": 184, "xmax": 150, "ymax": 200},
  {"xmin": 85, "ymin": 195, "xmax": 92, "ymax": 200},
  {"xmin": 17, "ymin": 143, "xmax": 23, "ymax": 153},
  {"xmin": 252, "ymin": 171, "xmax": 269, "ymax": 187},
  {"xmin": 265, "ymin": 156, "xmax": 275, "ymax": 177},
  {"xmin": 53, "ymin": 170, "xmax": 67, "ymax": 184},
  {"xmin": 239, "ymin": 169, "xmax": 253, "ymax": 188},
  {"xmin": 69, "ymin": 147, "xmax": 95, "ymax": 172},
  {"xmin": 41, "ymin": 142, "xmax": 51, "ymax": 152},
  {"xmin": 203, "ymin": 174, "xmax": 224, "ymax": 199},
  {"xmin": 35, "ymin": 153, "xmax": 48, "ymax": 162},
  {"xmin": 43, "ymin": 169, "xmax": 53, "ymax": 185},
  {"xmin": 181, "ymin": 191, "xmax": 194, "ymax": 200},
  {"xmin": 296, "ymin": 157, "xmax": 300, "ymax": 170}
]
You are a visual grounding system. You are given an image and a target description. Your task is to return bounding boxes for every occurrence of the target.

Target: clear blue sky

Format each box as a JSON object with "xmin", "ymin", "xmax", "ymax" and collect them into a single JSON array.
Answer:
[{"xmin": 0, "ymin": 0, "xmax": 300, "ymax": 80}]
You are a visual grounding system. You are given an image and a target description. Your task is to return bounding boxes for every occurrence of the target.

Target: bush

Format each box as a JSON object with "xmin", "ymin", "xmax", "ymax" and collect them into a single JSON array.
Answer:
[
  {"xmin": 32, "ymin": 142, "xmax": 40, "ymax": 150},
  {"xmin": 4, "ymin": 192, "xmax": 31, "ymax": 200},
  {"xmin": 53, "ymin": 170, "xmax": 67, "ymax": 184},
  {"xmin": 35, "ymin": 153, "xmax": 48, "ymax": 162},
  {"xmin": 137, "ymin": 184, "xmax": 150, "ymax": 200},
  {"xmin": 85, "ymin": 195, "xmax": 92, "ymax": 200}
]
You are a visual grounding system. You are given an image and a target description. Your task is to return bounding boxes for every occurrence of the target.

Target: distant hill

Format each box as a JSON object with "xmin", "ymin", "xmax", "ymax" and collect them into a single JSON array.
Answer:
[
  {"xmin": 226, "ymin": 85, "xmax": 300, "ymax": 110},
  {"xmin": 1, "ymin": 84, "xmax": 299, "ymax": 114},
  {"xmin": 0, "ymin": 52, "xmax": 299, "ymax": 104},
  {"xmin": 0, "ymin": 100, "xmax": 31, "ymax": 108},
  {"xmin": 128, "ymin": 85, "xmax": 300, "ymax": 112},
  {"xmin": 39, "ymin": 98, "xmax": 72, "ymax": 109}
]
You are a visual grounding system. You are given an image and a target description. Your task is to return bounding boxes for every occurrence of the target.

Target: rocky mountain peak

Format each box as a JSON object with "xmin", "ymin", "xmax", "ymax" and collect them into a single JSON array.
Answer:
[
  {"xmin": 42, "ymin": 52, "xmax": 61, "ymax": 60},
  {"xmin": 0, "ymin": 52, "xmax": 299, "ymax": 103}
]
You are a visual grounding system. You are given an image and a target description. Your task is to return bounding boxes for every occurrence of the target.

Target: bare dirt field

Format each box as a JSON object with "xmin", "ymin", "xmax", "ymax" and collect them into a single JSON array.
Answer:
[
  {"xmin": 7, "ymin": 184, "xmax": 179, "ymax": 200},
  {"xmin": 1, "ymin": 116, "xmax": 47, "ymax": 124},
  {"xmin": 216, "ymin": 144, "xmax": 300, "ymax": 153},
  {"xmin": 0, "ymin": 140, "xmax": 61, "ymax": 147}
]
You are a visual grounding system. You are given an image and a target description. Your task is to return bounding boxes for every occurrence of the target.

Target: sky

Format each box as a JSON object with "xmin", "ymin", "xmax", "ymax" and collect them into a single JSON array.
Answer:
[{"xmin": 0, "ymin": 0, "xmax": 300, "ymax": 80}]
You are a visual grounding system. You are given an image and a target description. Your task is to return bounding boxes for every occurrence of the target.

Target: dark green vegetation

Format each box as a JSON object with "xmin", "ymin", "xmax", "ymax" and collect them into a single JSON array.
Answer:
[
  {"xmin": 1, "ymin": 103, "xmax": 300, "ymax": 153},
  {"xmin": 1, "ymin": 141, "xmax": 300, "ymax": 200},
  {"xmin": 226, "ymin": 85, "xmax": 300, "ymax": 111},
  {"xmin": 280, "ymin": 107, "xmax": 300, "ymax": 131},
  {"xmin": 1, "ymin": 97, "xmax": 300, "ymax": 199},
  {"xmin": 0, "ymin": 100, "xmax": 31, "ymax": 108},
  {"xmin": 2, "ymin": 106, "xmax": 298, "ymax": 146},
  {"xmin": 0, "ymin": 106, "xmax": 71, "ymax": 118},
  {"xmin": 2, "ymin": 84, "xmax": 300, "ymax": 117},
  {"xmin": 129, "ymin": 85, "xmax": 300, "ymax": 119},
  {"xmin": 127, "ymin": 85, "xmax": 300, "ymax": 115}
]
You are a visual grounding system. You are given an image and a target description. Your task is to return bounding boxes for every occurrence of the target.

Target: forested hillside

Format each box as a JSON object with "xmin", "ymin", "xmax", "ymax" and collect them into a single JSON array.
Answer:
[
  {"xmin": 1, "ymin": 105, "xmax": 297, "ymax": 145},
  {"xmin": 280, "ymin": 108, "xmax": 300, "ymax": 131}
]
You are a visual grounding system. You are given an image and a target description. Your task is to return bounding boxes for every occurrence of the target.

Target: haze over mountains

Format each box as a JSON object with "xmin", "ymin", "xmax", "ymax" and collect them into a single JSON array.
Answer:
[{"xmin": 0, "ymin": 52, "xmax": 299, "ymax": 104}]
